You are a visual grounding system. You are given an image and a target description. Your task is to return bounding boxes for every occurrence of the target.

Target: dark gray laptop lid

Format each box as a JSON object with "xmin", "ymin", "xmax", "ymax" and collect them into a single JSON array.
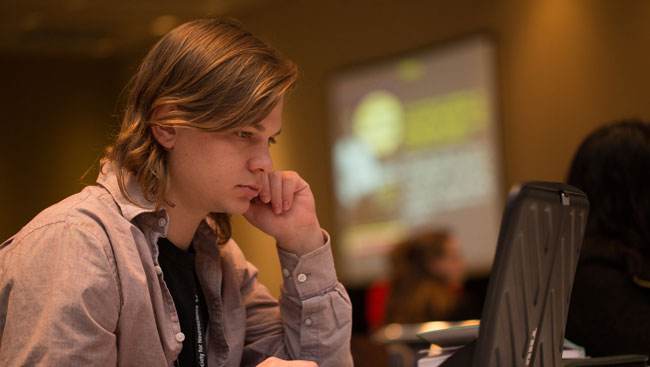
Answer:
[{"xmin": 472, "ymin": 182, "xmax": 589, "ymax": 367}]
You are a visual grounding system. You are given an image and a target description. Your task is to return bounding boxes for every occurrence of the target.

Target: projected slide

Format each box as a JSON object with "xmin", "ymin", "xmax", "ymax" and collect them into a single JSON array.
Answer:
[{"xmin": 328, "ymin": 37, "xmax": 502, "ymax": 285}]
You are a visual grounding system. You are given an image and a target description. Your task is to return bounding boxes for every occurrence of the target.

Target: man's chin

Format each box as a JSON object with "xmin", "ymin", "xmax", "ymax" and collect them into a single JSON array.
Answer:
[
  {"xmin": 211, "ymin": 201, "xmax": 251, "ymax": 216},
  {"xmin": 231, "ymin": 200, "xmax": 253, "ymax": 215}
]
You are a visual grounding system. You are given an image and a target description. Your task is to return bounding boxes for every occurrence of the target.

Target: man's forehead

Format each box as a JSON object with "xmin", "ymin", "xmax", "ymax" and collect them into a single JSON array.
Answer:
[{"xmin": 250, "ymin": 123, "xmax": 282, "ymax": 136}]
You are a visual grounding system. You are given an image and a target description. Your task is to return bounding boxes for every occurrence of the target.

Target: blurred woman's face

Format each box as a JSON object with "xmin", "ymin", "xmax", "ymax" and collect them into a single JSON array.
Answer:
[{"xmin": 428, "ymin": 237, "xmax": 466, "ymax": 288}]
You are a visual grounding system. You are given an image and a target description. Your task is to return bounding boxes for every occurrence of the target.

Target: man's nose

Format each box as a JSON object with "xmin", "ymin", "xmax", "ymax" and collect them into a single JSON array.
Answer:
[{"xmin": 248, "ymin": 146, "xmax": 273, "ymax": 173}]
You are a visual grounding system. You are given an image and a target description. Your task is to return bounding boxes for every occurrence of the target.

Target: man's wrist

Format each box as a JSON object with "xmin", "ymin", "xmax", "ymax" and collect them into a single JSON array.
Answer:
[{"xmin": 276, "ymin": 226, "xmax": 324, "ymax": 257}]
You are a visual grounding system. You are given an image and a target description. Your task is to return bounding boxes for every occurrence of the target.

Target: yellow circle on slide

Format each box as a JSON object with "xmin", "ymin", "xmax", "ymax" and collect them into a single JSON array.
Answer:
[{"xmin": 352, "ymin": 90, "xmax": 404, "ymax": 157}]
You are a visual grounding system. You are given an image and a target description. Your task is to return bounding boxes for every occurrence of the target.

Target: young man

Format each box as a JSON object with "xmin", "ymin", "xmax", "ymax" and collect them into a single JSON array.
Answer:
[{"xmin": 0, "ymin": 19, "xmax": 353, "ymax": 367}]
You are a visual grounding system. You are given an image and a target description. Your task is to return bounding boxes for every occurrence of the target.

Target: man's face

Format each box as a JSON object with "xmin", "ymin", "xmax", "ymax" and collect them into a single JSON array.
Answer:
[{"xmin": 165, "ymin": 100, "xmax": 283, "ymax": 217}]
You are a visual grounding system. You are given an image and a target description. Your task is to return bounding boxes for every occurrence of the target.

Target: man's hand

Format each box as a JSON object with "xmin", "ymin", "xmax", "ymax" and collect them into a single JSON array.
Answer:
[
  {"xmin": 256, "ymin": 357, "xmax": 318, "ymax": 366},
  {"xmin": 244, "ymin": 171, "xmax": 324, "ymax": 257}
]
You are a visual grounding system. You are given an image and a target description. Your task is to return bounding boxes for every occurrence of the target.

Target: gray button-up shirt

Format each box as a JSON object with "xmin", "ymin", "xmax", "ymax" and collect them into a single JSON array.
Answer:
[{"xmin": 0, "ymin": 167, "xmax": 353, "ymax": 366}]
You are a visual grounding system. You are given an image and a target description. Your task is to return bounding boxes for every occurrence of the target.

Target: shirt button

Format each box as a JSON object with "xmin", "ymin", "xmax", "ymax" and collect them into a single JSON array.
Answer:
[
  {"xmin": 157, "ymin": 217, "xmax": 167, "ymax": 227},
  {"xmin": 304, "ymin": 318, "xmax": 313, "ymax": 326},
  {"xmin": 154, "ymin": 265, "xmax": 163, "ymax": 275},
  {"xmin": 297, "ymin": 273, "xmax": 307, "ymax": 283},
  {"xmin": 175, "ymin": 332, "xmax": 185, "ymax": 342},
  {"xmin": 282, "ymin": 268, "xmax": 290, "ymax": 278}
]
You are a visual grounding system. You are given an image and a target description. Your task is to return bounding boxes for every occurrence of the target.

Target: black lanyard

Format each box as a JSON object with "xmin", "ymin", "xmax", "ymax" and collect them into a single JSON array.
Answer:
[
  {"xmin": 194, "ymin": 292, "xmax": 207, "ymax": 367},
  {"xmin": 174, "ymin": 292, "xmax": 208, "ymax": 367},
  {"xmin": 173, "ymin": 291, "xmax": 207, "ymax": 367}
]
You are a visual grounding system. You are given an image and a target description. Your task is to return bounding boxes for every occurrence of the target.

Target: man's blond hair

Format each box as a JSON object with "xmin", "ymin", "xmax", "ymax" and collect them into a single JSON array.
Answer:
[{"xmin": 102, "ymin": 18, "xmax": 298, "ymax": 244}]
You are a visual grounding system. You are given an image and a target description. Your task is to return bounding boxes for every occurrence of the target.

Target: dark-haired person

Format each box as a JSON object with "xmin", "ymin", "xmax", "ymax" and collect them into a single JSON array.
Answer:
[
  {"xmin": 383, "ymin": 230, "xmax": 467, "ymax": 325},
  {"xmin": 0, "ymin": 19, "xmax": 352, "ymax": 367},
  {"xmin": 565, "ymin": 120, "xmax": 650, "ymax": 357}
]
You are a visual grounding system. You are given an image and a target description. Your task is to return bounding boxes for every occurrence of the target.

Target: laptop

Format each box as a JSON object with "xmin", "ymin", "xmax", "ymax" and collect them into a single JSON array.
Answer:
[{"xmin": 419, "ymin": 181, "xmax": 590, "ymax": 366}]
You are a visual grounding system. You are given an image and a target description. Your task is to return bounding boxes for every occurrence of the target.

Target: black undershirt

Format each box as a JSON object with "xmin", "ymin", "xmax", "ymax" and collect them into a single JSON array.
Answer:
[{"xmin": 157, "ymin": 237, "xmax": 209, "ymax": 367}]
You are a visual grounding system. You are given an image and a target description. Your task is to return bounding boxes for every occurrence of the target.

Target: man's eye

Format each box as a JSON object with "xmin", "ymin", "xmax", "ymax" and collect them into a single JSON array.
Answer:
[
  {"xmin": 268, "ymin": 137, "xmax": 277, "ymax": 145},
  {"xmin": 236, "ymin": 131, "xmax": 252, "ymax": 138}
]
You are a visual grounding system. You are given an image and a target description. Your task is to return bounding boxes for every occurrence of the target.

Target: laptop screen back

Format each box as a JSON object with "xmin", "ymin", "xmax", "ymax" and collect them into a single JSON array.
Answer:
[{"xmin": 473, "ymin": 182, "xmax": 589, "ymax": 367}]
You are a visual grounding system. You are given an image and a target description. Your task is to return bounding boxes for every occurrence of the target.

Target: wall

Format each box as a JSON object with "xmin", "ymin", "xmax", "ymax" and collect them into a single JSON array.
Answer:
[
  {"xmin": 2, "ymin": 0, "xmax": 650, "ymax": 298},
  {"xmin": 232, "ymin": 0, "xmax": 650, "ymax": 296},
  {"xmin": 0, "ymin": 56, "xmax": 124, "ymax": 240}
]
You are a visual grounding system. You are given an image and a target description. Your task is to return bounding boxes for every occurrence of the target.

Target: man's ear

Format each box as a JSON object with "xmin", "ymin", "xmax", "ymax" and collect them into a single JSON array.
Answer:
[
  {"xmin": 151, "ymin": 104, "xmax": 176, "ymax": 149},
  {"xmin": 151, "ymin": 125, "xmax": 176, "ymax": 149}
]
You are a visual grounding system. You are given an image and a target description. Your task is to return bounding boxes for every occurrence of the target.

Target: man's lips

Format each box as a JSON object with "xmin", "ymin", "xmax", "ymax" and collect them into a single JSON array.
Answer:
[{"xmin": 237, "ymin": 185, "xmax": 260, "ymax": 198}]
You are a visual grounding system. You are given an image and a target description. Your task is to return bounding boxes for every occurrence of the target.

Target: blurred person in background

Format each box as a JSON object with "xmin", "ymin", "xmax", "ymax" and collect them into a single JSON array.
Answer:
[
  {"xmin": 361, "ymin": 230, "xmax": 467, "ymax": 367},
  {"xmin": 565, "ymin": 120, "xmax": 650, "ymax": 357},
  {"xmin": 383, "ymin": 230, "xmax": 467, "ymax": 325},
  {"xmin": 0, "ymin": 18, "xmax": 352, "ymax": 367}
]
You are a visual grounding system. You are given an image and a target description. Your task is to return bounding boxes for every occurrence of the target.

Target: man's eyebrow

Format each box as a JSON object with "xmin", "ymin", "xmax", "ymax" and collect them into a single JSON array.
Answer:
[{"xmin": 251, "ymin": 124, "xmax": 281, "ymax": 136}]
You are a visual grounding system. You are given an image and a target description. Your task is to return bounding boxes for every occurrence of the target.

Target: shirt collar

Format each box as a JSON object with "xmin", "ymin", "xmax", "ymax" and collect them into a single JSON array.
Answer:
[
  {"xmin": 96, "ymin": 162, "xmax": 159, "ymax": 222},
  {"xmin": 192, "ymin": 218, "xmax": 222, "ymax": 261},
  {"xmin": 97, "ymin": 162, "xmax": 222, "ymax": 257}
]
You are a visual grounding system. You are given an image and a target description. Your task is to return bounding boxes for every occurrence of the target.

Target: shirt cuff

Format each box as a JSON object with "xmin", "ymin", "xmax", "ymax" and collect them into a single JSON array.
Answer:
[{"xmin": 277, "ymin": 229, "xmax": 338, "ymax": 300}]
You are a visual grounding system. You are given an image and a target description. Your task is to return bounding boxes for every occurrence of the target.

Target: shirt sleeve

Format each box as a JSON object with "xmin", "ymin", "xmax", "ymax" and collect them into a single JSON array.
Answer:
[
  {"xmin": 276, "ymin": 230, "xmax": 353, "ymax": 366},
  {"xmin": 0, "ymin": 221, "xmax": 121, "ymax": 366},
  {"xmin": 238, "ymin": 230, "xmax": 353, "ymax": 367}
]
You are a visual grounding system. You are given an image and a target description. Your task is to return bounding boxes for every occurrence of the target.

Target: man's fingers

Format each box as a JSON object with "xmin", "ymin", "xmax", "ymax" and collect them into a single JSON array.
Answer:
[
  {"xmin": 256, "ymin": 356, "xmax": 318, "ymax": 366},
  {"xmin": 259, "ymin": 172, "xmax": 271, "ymax": 203},
  {"xmin": 286, "ymin": 361, "xmax": 318, "ymax": 367},
  {"xmin": 255, "ymin": 170, "xmax": 308, "ymax": 215},
  {"xmin": 268, "ymin": 171, "xmax": 283, "ymax": 214},
  {"xmin": 281, "ymin": 172, "xmax": 299, "ymax": 211}
]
